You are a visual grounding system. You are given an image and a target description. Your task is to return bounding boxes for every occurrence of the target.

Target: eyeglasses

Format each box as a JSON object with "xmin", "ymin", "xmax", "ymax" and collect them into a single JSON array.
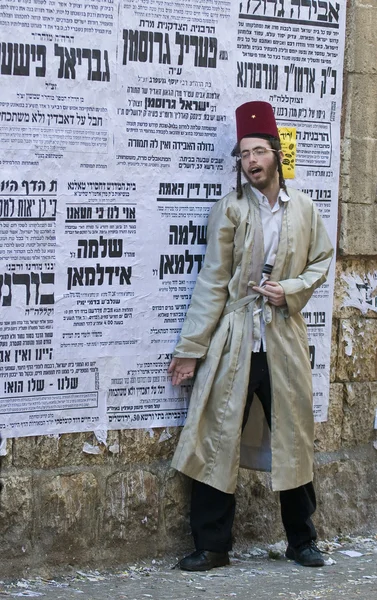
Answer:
[{"xmin": 239, "ymin": 147, "xmax": 277, "ymax": 160}]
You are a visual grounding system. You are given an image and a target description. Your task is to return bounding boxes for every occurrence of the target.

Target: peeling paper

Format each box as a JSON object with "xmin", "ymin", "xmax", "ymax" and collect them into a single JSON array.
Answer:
[
  {"xmin": 82, "ymin": 442, "xmax": 101, "ymax": 455},
  {"xmin": 374, "ymin": 409, "xmax": 377, "ymax": 429},
  {"xmin": 267, "ymin": 540, "xmax": 286, "ymax": 558},
  {"xmin": 82, "ymin": 430, "xmax": 108, "ymax": 454},
  {"xmin": 94, "ymin": 429, "xmax": 108, "ymax": 446},
  {"xmin": 341, "ymin": 272, "xmax": 377, "ymax": 315},
  {"xmin": 247, "ymin": 547, "xmax": 267, "ymax": 558},
  {"xmin": 0, "ymin": 436, "xmax": 7, "ymax": 456},
  {"xmin": 76, "ymin": 571, "xmax": 105, "ymax": 582},
  {"xmin": 158, "ymin": 429, "xmax": 172, "ymax": 443},
  {"xmin": 109, "ymin": 443, "xmax": 120, "ymax": 454},
  {"xmin": 13, "ymin": 593, "xmax": 43, "ymax": 598},
  {"xmin": 341, "ymin": 321, "xmax": 354, "ymax": 357}
]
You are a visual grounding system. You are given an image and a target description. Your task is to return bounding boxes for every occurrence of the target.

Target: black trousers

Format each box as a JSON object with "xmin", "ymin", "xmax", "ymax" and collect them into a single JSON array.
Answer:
[{"xmin": 190, "ymin": 351, "xmax": 317, "ymax": 552}]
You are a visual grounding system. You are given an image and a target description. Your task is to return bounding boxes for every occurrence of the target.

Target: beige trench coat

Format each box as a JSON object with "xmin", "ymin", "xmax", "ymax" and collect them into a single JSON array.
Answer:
[{"xmin": 171, "ymin": 185, "xmax": 334, "ymax": 493}]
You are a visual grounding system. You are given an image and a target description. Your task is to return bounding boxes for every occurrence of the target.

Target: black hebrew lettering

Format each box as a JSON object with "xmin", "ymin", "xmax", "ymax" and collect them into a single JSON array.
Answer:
[
  {"xmin": 302, "ymin": 310, "xmax": 326, "ymax": 326},
  {"xmin": 4, "ymin": 380, "xmax": 23, "ymax": 393},
  {"xmin": 66, "ymin": 265, "xmax": 132, "ymax": 290},
  {"xmin": 158, "ymin": 182, "xmax": 184, "ymax": 196},
  {"xmin": 237, "ymin": 62, "xmax": 278, "ymax": 90},
  {"xmin": 178, "ymin": 98, "xmax": 210, "ymax": 111},
  {"xmin": 77, "ymin": 236, "xmax": 123, "ymax": 259},
  {"xmin": 0, "ymin": 43, "xmax": 46, "ymax": 77},
  {"xmin": 320, "ymin": 67, "xmax": 337, "ymax": 97},
  {"xmin": 27, "ymin": 378, "xmax": 45, "ymax": 392},
  {"xmin": 0, "ymin": 178, "xmax": 57, "ymax": 195},
  {"xmin": 122, "ymin": 30, "xmax": 171, "ymax": 65},
  {"xmin": 0, "ymin": 351, "xmax": 11, "ymax": 363},
  {"xmin": 284, "ymin": 64, "xmax": 316, "ymax": 93},
  {"xmin": 169, "ymin": 221, "xmax": 207, "ymax": 245},
  {"xmin": 54, "ymin": 44, "xmax": 110, "ymax": 81},
  {"xmin": 317, "ymin": 0, "xmax": 340, "ymax": 22},
  {"xmin": 309, "ymin": 345, "xmax": 315, "ymax": 369},
  {"xmin": 145, "ymin": 97, "xmax": 176, "ymax": 110},
  {"xmin": 0, "ymin": 272, "xmax": 54, "ymax": 307},
  {"xmin": 239, "ymin": 0, "xmax": 340, "ymax": 25},
  {"xmin": 57, "ymin": 376, "xmax": 79, "ymax": 390},
  {"xmin": 301, "ymin": 189, "xmax": 332, "ymax": 200},
  {"xmin": 66, "ymin": 206, "xmax": 92, "ymax": 220},
  {"xmin": 175, "ymin": 33, "xmax": 217, "ymax": 68},
  {"xmin": 35, "ymin": 348, "xmax": 53, "ymax": 361},
  {"xmin": 67, "ymin": 181, "xmax": 136, "ymax": 192},
  {"xmin": 296, "ymin": 130, "xmax": 330, "ymax": 142},
  {"xmin": 14, "ymin": 349, "xmax": 32, "ymax": 363},
  {"xmin": 0, "ymin": 112, "xmax": 30, "ymax": 123},
  {"xmin": 66, "ymin": 205, "xmax": 136, "ymax": 222},
  {"xmin": 159, "ymin": 250, "xmax": 205, "ymax": 280}
]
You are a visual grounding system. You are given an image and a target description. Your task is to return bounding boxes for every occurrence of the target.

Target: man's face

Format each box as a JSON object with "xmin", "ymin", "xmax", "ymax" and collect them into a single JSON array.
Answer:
[{"xmin": 239, "ymin": 137, "xmax": 280, "ymax": 192}]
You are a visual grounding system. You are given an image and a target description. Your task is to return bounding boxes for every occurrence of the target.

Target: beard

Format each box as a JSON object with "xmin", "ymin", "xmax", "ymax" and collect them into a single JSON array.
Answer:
[{"xmin": 242, "ymin": 159, "xmax": 279, "ymax": 192}]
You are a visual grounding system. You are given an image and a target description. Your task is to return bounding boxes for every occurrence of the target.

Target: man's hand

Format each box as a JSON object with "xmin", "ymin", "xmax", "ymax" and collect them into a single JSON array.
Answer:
[
  {"xmin": 168, "ymin": 357, "xmax": 197, "ymax": 386},
  {"xmin": 252, "ymin": 281, "xmax": 286, "ymax": 307}
]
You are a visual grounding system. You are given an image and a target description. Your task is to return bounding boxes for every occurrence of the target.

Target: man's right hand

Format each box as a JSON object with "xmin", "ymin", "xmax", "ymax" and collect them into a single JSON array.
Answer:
[{"xmin": 168, "ymin": 357, "xmax": 197, "ymax": 386}]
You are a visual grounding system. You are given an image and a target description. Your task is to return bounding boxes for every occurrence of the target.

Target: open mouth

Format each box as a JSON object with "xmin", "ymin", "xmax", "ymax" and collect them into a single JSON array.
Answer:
[{"xmin": 250, "ymin": 167, "xmax": 262, "ymax": 176}]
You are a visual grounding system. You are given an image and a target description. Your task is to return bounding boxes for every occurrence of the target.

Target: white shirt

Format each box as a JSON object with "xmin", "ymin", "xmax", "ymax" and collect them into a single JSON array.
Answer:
[{"xmin": 250, "ymin": 186, "xmax": 290, "ymax": 352}]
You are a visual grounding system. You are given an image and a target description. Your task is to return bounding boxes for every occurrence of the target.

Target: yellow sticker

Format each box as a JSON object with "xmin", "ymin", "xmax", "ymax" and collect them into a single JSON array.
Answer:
[{"xmin": 278, "ymin": 126, "xmax": 296, "ymax": 180}]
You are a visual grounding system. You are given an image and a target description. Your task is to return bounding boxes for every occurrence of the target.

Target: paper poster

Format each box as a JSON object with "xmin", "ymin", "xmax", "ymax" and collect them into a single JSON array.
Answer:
[{"xmin": 0, "ymin": 0, "xmax": 347, "ymax": 436}]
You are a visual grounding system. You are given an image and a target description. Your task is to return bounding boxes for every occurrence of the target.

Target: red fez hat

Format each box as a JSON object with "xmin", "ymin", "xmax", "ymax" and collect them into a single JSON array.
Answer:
[{"xmin": 235, "ymin": 101, "xmax": 279, "ymax": 142}]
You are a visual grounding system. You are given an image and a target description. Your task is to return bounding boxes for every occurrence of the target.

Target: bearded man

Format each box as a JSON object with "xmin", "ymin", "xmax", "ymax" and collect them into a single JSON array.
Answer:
[{"xmin": 168, "ymin": 101, "xmax": 334, "ymax": 571}]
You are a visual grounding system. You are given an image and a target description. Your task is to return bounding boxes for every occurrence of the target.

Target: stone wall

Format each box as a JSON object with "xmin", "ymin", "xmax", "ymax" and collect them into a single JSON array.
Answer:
[{"xmin": 1, "ymin": 0, "xmax": 377, "ymax": 575}]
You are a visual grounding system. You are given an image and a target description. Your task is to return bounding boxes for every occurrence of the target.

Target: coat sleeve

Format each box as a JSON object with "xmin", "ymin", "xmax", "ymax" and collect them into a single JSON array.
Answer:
[
  {"xmin": 278, "ymin": 202, "xmax": 334, "ymax": 316},
  {"xmin": 173, "ymin": 199, "xmax": 238, "ymax": 359}
]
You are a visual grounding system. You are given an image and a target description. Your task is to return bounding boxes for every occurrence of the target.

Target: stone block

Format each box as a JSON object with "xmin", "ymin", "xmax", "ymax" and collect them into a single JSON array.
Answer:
[
  {"xmin": 0, "ymin": 438, "xmax": 13, "ymax": 469},
  {"xmin": 12, "ymin": 436, "xmax": 60, "ymax": 469},
  {"xmin": 337, "ymin": 317, "xmax": 377, "ymax": 381},
  {"xmin": 119, "ymin": 427, "xmax": 181, "ymax": 464},
  {"xmin": 341, "ymin": 138, "xmax": 377, "ymax": 204},
  {"xmin": 333, "ymin": 259, "xmax": 374, "ymax": 319},
  {"xmin": 234, "ymin": 470, "xmax": 282, "ymax": 544},
  {"xmin": 103, "ymin": 469, "xmax": 160, "ymax": 553},
  {"xmin": 34, "ymin": 472, "xmax": 100, "ymax": 558},
  {"xmin": 314, "ymin": 383, "xmax": 344, "ymax": 452},
  {"xmin": 345, "ymin": 6, "xmax": 377, "ymax": 74},
  {"xmin": 58, "ymin": 432, "xmax": 98, "ymax": 466},
  {"xmin": 334, "ymin": 259, "xmax": 377, "ymax": 320},
  {"xmin": 341, "ymin": 382, "xmax": 377, "ymax": 446},
  {"xmin": 345, "ymin": 74, "xmax": 377, "ymax": 140},
  {"xmin": 11, "ymin": 431, "xmax": 123, "ymax": 470},
  {"xmin": 340, "ymin": 203, "xmax": 377, "ymax": 256},
  {"xmin": 330, "ymin": 319, "xmax": 338, "ymax": 383},
  {"xmin": 314, "ymin": 454, "xmax": 377, "ymax": 538},
  {"xmin": 352, "ymin": 0, "xmax": 377, "ymax": 7},
  {"xmin": 57, "ymin": 431, "xmax": 121, "ymax": 466},
  {"xmin": 162, "ymin": 469, "xmax": 191, "ymax": 547},
  {"xmin": 0, "ymin": 475, "xmax": 33, "ymax": 558}
]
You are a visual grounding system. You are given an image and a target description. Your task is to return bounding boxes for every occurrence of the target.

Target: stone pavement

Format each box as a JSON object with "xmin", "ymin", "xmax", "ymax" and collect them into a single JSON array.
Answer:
[{"xmin": 1, "ymin": 536, "xmax": 376, "ymax": 600}]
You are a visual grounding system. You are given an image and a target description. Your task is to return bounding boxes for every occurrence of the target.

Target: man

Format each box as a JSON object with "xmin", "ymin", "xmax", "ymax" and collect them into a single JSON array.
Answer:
[{"xmin": 168, "ymin": 101, "xmax": 333, "ymax": 571}]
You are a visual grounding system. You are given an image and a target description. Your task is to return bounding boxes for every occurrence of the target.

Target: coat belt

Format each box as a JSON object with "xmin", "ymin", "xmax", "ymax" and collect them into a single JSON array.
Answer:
[{"xmin": 221, "ymin": 291, "xmax": 272, "ymax": 346}]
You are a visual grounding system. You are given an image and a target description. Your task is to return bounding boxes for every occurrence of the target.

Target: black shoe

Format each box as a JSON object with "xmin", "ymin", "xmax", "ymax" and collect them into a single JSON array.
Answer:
[
  {"xmin": 285, "ymin": 541, "xmax": 325, "ymax": 567},
  {"xmin": 178, "ymin": 550, "xmax": 230, "ymax": 571}
]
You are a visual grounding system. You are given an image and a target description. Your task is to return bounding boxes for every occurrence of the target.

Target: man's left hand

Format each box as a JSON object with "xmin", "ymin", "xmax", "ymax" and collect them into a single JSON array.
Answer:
[{"xmin": 252, "ymin": 281, "xmax": 286, "ymax": 307}]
